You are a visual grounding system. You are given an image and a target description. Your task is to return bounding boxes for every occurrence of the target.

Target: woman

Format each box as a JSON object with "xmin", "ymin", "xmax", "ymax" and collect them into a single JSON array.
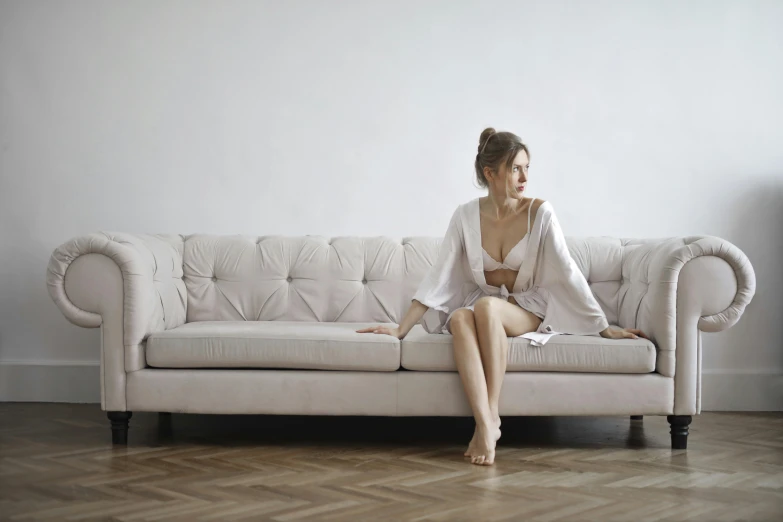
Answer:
[{"xmin": 357, "ymin": 128, "xmax": 646, "ymax": 466}]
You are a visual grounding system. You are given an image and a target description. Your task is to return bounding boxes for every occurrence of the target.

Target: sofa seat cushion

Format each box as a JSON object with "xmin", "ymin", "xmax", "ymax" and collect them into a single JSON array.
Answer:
[
  {"xmin": 146, "ymin": 321, "xmax": 401, "ymax": 371},
  {"xmin": 401, "ymin": 325, "xmax": 656, "ymax": 373}
]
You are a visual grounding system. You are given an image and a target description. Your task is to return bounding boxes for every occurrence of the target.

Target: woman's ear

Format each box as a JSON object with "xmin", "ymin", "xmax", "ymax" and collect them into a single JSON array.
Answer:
[{"xmin": 483, "ymin": 166, "xmax": 493, "ymax": 183}]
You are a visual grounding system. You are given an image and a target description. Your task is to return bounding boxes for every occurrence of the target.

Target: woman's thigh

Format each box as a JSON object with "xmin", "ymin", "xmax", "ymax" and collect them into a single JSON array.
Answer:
[{"xmin": 473, "ymin": 296, "xmax": 542, "ymax": 337}]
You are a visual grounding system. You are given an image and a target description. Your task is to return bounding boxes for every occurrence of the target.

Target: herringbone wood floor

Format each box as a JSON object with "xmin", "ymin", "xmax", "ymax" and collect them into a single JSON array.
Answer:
[{"xmin": 0, "ymin": 404, "xmax": 780, "ymax": 521}]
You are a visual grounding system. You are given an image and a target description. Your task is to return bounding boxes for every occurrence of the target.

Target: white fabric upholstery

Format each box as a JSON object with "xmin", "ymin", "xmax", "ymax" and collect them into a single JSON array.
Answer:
[
  {"xmin": 47, "ymin": 233, "xmax": 185, "ymax": 409},
  {"xmin": 147, "ymin": 321, "xmax": 655, "ymax": 374},
  {"xmin": 127, "ymin": 369, "xmax": 400, "ymax": 415},
  {"xmin": 126, "ymin": 369, "xmax": 673, "ymax": 416},
  {"xmin": 181, "ymin": 235, "xmax": 427, "ymax": 324},
  {"xmin": 396, "ymin": 372, "xmax": 674, "ymax": 416},
  {"xmin": 147, "ymin": 321, "xmax": 401, "ymax": 371},
  {"xmin": 401, "ymin": 325, "xmax": 655, "ymax": 374},
  {"xmin": 47, "ymin": 229, "xmax": 755, "ymax": 417}
]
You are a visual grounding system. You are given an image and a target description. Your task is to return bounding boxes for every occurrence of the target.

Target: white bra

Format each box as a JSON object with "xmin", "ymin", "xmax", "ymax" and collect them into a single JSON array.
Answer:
[{"xmin": 482, "ymin": 198, "xmax": 536, "ymax": 272}]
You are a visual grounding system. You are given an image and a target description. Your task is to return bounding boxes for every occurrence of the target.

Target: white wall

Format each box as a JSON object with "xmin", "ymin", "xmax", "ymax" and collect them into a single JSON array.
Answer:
[{"xmin": 1, "ymin": 0, "xmax": 781, "ymax": 409}]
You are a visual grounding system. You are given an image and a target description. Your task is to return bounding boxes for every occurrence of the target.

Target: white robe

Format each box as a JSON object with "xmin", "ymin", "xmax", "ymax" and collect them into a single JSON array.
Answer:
[{"xmin": 411, "ymin": 197, "xmax": 609, "ymax": 346}]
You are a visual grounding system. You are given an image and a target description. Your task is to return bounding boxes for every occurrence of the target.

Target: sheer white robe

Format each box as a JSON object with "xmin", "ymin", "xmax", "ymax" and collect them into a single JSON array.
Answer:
[{"xmin": 411, "ymin": 197, "xmax": 609, "ymax": 346}]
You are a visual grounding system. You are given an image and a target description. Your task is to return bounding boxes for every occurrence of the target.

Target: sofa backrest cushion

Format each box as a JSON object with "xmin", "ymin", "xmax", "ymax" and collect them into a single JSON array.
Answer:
[
  {"xmin": 183, "ymin": 235, "xmax": 435, "ymax": 323},
  {"xmin": 181, "ymin": 234, "xmax": 666, "ymax": 325}
]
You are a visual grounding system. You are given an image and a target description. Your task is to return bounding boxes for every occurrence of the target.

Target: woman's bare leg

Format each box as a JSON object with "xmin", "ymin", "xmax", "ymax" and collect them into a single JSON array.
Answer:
[
  {"xmin": 449, "ymin": 309, "xmax": 500, "ymax": 465},
  {"xmin": 472, "ymin": 296, "xmax": 543, "ymax": 450}
]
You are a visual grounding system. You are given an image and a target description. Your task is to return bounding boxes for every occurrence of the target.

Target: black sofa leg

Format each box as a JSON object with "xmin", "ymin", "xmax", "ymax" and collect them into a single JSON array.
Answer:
[
  {"xmin": 107, "ymin": 412, "xmax": 132, "ymax": 445},
  {"xmin": 667, "ymin": 415, "xmax": 692, "ymax": 449},
  {"xmin": 630, "ymin": 415, "xmax": 643, "ymax": 421}
]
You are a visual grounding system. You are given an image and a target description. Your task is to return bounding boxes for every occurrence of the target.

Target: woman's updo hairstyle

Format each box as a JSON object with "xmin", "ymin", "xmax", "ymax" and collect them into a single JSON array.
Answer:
[{"xmin": 474, "ymin": 127, "xmax": 530, "ymax": 191}]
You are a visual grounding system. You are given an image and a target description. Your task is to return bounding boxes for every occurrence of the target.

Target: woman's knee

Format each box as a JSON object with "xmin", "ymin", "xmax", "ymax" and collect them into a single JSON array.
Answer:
[
  {"xmin": 473, "ymin": 296, "xmax": 500, "ymax": 324},
  {"xmin": 450, "ymin": 308, "xmax": 476, "ymax": 332}
]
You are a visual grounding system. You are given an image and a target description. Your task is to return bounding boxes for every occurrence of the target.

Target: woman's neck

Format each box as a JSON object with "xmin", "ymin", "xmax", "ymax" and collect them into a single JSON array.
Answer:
[{"xmin": 485, "ymin": 193, "xmax": 525, "ymax": 221}]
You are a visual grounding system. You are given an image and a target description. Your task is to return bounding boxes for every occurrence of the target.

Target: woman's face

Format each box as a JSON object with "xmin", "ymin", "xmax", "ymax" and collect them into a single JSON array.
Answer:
[{"xmin": 487, "ymin": 149, "xmax": 529, "ymax": 199}]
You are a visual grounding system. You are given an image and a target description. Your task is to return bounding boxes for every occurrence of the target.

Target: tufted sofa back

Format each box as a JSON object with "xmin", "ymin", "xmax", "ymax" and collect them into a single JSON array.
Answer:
[
  {"xmin": 171, "ymin": 233, "xmax": 677, "ymax": 330},
  {"xmin": 72, "ymin": 231, "xmax": 696, "ymax": 338},
  {"xmin": 181, "ymin": 235, "xmax": 435, "ymax": 323}
]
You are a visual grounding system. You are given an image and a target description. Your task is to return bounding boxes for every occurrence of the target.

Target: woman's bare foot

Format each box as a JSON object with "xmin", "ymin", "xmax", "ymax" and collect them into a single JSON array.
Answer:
[
  {"xmin": 467, "ymin": 423, "xmax": 501, "ymax": 466},
  {"xmin": 464, "ymin": 415, "xmax": 501, "ymax": 459}
]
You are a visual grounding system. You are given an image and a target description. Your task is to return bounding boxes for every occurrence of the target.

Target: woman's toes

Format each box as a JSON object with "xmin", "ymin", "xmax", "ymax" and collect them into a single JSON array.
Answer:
[{"xmin": 467, "ymin": 426, "xmax": 498, "ymax": 466}]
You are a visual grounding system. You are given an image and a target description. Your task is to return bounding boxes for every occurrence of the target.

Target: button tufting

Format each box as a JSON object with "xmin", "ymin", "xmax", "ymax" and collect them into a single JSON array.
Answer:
[
  {"xmin": 362, "ymin": 278, "xmax": 367, "ymax": 284},
  {"xmin": 287, "ymin": 276, "xmax": 293, "ymax": 282},
  {"xmin": 211, "ymin": 276, "xmax": 217, "ymax": 282}
]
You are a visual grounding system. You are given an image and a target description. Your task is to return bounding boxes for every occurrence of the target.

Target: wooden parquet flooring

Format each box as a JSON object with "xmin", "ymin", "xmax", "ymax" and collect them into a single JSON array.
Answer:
[{"xmin": 0, "ymin": 404, "xmax": 781, "ymax": 521}]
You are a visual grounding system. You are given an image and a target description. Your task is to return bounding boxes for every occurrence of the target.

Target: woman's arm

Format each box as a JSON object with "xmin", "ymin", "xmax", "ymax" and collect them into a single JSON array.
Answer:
[
  {"xmin": 356, "ymin": 299, "xmax": 429, "ymax": 339},
  {"xmin": 539, "ymin": 202, "xmax": 647, "ymax": 340},
  {"xmin": 400, "ymin": 299, "xmax": 430, "ymax": 337},
  {"xmin": 539, "ymin": 203, "xmax": 610, "ymax": 332},
  {"xmin": 410, "ymin": 205, "xmax": 467, "ymax": 310},
  {"xmin": 358, "ymin": 204, "xmax": 465, "ymax": 339}
]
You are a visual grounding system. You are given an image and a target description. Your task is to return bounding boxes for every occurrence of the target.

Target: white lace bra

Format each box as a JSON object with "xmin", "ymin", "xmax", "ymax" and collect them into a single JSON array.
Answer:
[{"xmin": 482, "ymin": 198, "xmax": 536, "ymax": 272}]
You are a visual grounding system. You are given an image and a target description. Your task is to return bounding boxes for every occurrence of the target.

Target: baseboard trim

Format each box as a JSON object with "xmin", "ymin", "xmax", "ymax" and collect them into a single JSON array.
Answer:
[
  {"xmin": 701, "ymin": 369, "xmax": 783, "ymax": 411},
  {"xmin": 1, "ymin": 361, "xmax": 781, "ymax": 410},
  {"xmin": 0, "ymin": 360, "xmax": 100, "ymax": 403}
]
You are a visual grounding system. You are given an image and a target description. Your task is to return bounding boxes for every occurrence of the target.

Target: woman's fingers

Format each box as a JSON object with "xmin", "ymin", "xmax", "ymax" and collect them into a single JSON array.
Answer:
[
  {"xmin": 627, "ymin": 328, "xmax": 647, "ymax": 339},
  {"xmin": 356, "ymin": 326, "xmax": 380, "ymax": 333},
  {"xmin": 356, "ymin": 326, "xmax": 387, "ymax": 335}
]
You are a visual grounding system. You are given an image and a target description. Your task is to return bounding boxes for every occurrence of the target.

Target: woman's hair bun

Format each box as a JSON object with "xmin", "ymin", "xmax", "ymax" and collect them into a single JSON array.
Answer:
[{"xmin": 478, "ymin": 127, "xmax": 496, "ymax": 153}]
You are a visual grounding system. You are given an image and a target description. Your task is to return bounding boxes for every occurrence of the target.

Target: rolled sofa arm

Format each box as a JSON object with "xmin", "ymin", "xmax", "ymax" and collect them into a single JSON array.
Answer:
[
  {"xmin": 46, "ymin": 232, "xmax": 186, "ymax": 410},
  {"xmin": 620, "ymin": 236, "xmax": 755, "ymax": 357},
  {"xmin": 618, "ymin": 235, "xmax": 756, "ymax": 414},
  {"xmin": 685, "ymin": 238, "xmax": 756, "ymax": 333}
]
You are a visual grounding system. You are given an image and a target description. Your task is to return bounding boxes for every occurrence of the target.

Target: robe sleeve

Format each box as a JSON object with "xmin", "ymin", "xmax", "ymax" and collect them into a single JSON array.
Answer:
[
  {"xmin": 536, "ymin": 203, "xmax": 609, "ymax": 336},
  {"xmin": 411, "ymin": 205, "xmax": 467, "ymax": 314}
]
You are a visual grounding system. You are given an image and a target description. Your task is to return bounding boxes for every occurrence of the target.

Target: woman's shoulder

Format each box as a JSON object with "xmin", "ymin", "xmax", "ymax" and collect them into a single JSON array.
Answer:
[
  {"xmin": 529, "ymin": 197, "xmax": 552, "ymax": 227},
  {"xmin": 530, "ymin": 197, "xmax": 547, "ymax": 213}
]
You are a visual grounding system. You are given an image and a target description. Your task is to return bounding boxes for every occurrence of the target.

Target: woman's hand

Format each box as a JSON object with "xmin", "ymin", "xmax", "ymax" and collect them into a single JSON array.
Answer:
[
  {"xmin": 355, "ymin": 325, "xmax": 404, "ymax": 339},
  {"xmin": 600, "ymin": 327, "xmax": 648, "ymax": 340}
]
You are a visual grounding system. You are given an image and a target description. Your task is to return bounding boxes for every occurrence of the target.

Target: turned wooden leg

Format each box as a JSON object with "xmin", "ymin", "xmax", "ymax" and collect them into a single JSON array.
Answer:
[
  {"xmin": 630, "ymin": 415, "xmax": 643, "ymax": 421},
  {"xmin": 107, "ymin": 412, "xmax": 132, "ymax": 445},
  {"xmin": 667, "ymin": 415, "xmax": 692, "ymax": 449}
]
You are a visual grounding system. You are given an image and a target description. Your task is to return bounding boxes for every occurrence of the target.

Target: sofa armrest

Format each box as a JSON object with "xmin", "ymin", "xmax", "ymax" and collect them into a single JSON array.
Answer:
[
  {"xmin": 46, "ymin": 232, "xmax": 186, "ymax": 410},
  {"xmin": 620, "ymin": 235, "xmax": 756, "ymax": 414}
]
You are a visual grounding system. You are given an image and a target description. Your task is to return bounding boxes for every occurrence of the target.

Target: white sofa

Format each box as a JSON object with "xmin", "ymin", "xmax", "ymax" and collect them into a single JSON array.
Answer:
[{"xmin": 46, "ymin": 232, "xmax": 756, "ymax": 448}]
